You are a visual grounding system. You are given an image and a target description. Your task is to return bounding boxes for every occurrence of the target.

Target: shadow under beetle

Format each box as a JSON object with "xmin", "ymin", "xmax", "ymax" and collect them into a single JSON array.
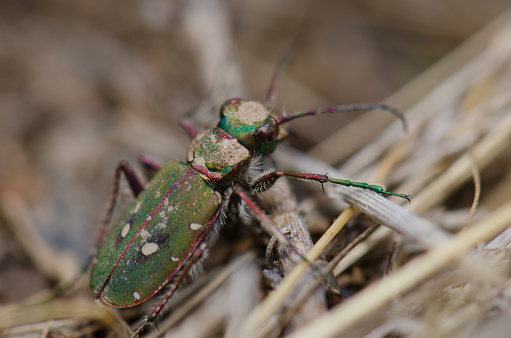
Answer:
[{"xmin": 89, "ymin": 93, "xmax": 409, "ymax": 336}]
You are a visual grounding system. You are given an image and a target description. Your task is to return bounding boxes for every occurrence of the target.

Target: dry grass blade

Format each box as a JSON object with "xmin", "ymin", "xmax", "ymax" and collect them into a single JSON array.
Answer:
[
  {"xmin": 288, "ymin": 200, "xmax": 511, "ymax": 338},
  {"xmin": 0, "ymin": 192, "xmax": 79, "ymax": 284},
  {"xmin": 339, "ymin": 10, "xmax": 511, "ymax": 177},
  {"xmin": 0, "ymin": 298, "xmax": 129, "ymax": 337},
  {"xmin": 274, "ymin": 9, "xmax": 511, "ymax": 284},
  {"xmin": 144, "ymin": 252, "xmax": 257, "ymax": 338},
  {"xmin": 257, "ymin": 177, "xmax": 327, "ymax": 333},
  {"xmin": 277, "ymin": 148, "xmax": 452, "ymax": 248},
  {"xmin": 241, "ymin": 114, "xmax": 447, "ymax": 336},
  {"xmin": 238, "ymin": 204, "xmax": 357, "ymax": 337},
  {"xmin": 407, "ymin": 109, "xmax": 511, "ymax": 215},
  {"xmin": 284, "ymin": 8, "xmax": 511, "ymax": 338},
  {"xmin": 463, "ymin": 152, "xmax": 482, "ymax": 228}
]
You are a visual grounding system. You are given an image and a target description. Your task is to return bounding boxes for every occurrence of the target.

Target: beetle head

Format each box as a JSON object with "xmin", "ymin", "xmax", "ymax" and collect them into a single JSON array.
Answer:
[{"xmin": 217, "ymin": 99, "xmax": 286, "ymax": 155}]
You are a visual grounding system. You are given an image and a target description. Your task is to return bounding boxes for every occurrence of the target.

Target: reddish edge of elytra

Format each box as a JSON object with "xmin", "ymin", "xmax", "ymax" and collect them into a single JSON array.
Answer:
[{"xmin": 99, "ymin": 167, "xmax": 221, "ymax": 307}]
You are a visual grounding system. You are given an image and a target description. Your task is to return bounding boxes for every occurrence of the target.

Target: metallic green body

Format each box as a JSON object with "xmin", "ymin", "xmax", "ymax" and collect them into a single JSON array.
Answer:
[
  {"xmin": 91, "ymin": 99, "xmax": 277, "ymax": 311},
  {"xmin": 90, "ymin": 161, "xmax": 222, "ymax": 308}
]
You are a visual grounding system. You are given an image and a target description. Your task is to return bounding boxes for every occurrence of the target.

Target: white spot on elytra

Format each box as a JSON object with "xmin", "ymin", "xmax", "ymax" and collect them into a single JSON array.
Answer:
[
  {"xmin": 171, "ymin": 256, "xmax": 180, "ymax": 262},
  {"xmin": 189, "ymin": 222, "xmax": 203, "ymax": 230},
  {"xmin": 157, "ymin": 222, "xmax": 166, "ymax": 229},
  {"xmin": 146, "ymin": 215, "xmax": 152, "ymax": 222},
  {"xmin": 121, "ymin": 223, "xmax": 130, "ymax": 237},
  {"xmin": 159, "ymin": 211, "xmax": 166, "ymax": 218},
  {"xmin": 139, "ymin": 229, "xmax": 150, "ymax": 241},
  {"xmin": 133, "ymin": 291, "xmax": 141, "ymax": 300},
  {"xmin": 141, "ymin": 242, "xmax": 159, "ymax": 256},
  {"xmin": 133, "ymin": 201, "xmax": 142, "ymax": 213},
  {"xmin": 155, "ymin": 189, "xmax": 161, "ymax": 197}
]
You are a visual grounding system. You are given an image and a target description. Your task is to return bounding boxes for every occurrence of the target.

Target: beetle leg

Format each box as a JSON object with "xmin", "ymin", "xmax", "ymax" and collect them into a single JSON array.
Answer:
[
  {"xmin": 234, "ymin": 188, "xmax": 334, "ymax": 283},
  {"xmin": 118, "ymin": 161, "xmax": 145, "ymax": 197},
  {"xmin": 139, "ymin": 155, "xmax": 162, "ymax": 180},
  {"xmin": 54, "ymin": 161, "xmax": 143, "ymax": 302},
  {"xmin": 234, "ymin": 188, "xmax": 322, "ymax": 266},
  {"xmin": 179, "ymin": 117, "xmax": 199, "ymax": 139},
  {"xmin": 251, "ymin": 170, "xmax": 410, "ymax": 202},
  {"xmin": 95, "ymin": 161, "xmax": 144, "ymax": 246},
  {"xmin": 179, "ymin": 101, "xmax": 211, "ymax": 139},
  {"xmin": 130, "ymin": 244, "xmax": 206, "ymax": 338},
  {"xmin": 234, "ymin": 188, "xmax": 292, "ymax": 247}
]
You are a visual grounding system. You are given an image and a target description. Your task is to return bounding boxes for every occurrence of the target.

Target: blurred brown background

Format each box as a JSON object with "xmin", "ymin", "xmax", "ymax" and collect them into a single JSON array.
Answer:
[{"xmin": 0, "ymin": 0, "xmax": 509, "ymax": 303}]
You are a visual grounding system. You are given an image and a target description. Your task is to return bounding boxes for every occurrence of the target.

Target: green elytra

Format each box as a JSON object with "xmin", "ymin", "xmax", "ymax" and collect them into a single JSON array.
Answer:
[
  {"xmin": 90, "ymin": 162, "xmax": 222, "ymax": 307},
  {"xmin": 90, "ymin": 100, "xmax": 282, "ymax": 306},
  {"xmin": 90, "ymin": 97, "xmax": 409, "ymax": 335}
]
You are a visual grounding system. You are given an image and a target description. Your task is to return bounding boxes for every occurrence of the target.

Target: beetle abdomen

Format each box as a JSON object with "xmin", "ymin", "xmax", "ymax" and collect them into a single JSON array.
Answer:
[{"xmin": 90, "ymin": 161, "xmax": 222, "ymax": 308}]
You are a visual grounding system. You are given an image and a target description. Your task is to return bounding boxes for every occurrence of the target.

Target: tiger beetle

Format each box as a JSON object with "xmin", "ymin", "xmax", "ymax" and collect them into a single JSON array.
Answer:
[{"xmin": 89, "ymin": 84, "xmax": 409, "ymax": 337}]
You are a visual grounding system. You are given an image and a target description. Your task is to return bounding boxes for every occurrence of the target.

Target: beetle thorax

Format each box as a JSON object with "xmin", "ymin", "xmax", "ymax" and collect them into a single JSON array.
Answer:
[{"xmin": 187, "ymin": 128, "xmax": 251, "ymax": 183}]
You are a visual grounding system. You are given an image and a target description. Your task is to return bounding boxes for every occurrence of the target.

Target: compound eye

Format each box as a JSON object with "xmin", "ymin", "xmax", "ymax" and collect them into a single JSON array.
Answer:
[
  {"xmin": 256, "ymin": 116, "xmax": 279, "ymax": 144},
  {"xmin": 219, "ymin": 98, "xmax": 243, "ymax": 118}
]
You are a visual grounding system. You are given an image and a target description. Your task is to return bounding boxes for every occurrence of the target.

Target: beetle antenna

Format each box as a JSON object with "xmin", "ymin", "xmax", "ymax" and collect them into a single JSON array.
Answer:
[
  {"xmin": 263, "ymin": 50, "xmax": 293, "ymax": 108},
  {"xmin": 263, "ymin": 5, "xmax": 311, "ymax": 108},
  {"xmin": 277, "ymin": 103, "xmax": 408, "ymax": 132}
]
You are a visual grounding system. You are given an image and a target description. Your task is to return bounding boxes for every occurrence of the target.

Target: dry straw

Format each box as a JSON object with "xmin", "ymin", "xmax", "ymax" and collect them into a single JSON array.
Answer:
[{"xmin": 243, "ymin": 7, "xmax": 511, "ymax": 338}]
